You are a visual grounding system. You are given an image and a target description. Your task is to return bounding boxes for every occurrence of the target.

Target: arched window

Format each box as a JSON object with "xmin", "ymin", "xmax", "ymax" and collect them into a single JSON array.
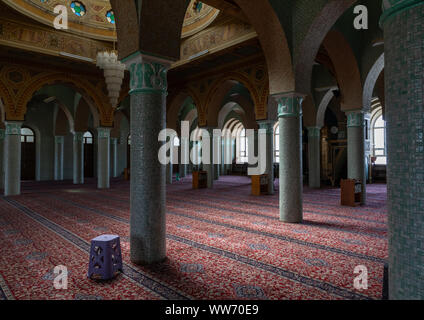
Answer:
[
  {"xmin": 21, "ymin": 127, "xmax": 36, "ymax": 180},
  {"xmin": 372, "ymin": 115, "xmax": 387, "ymax": 165},
  {"xmin": 83, "ymin": 131, "xmax": 93, "ymax": 144},
  {"xmin": 21, "ymin": 127, "xmax": 35, "ymax": 143},
  {"xmin": 274, "ymin": 125, "xmax": 280, "ymax": 163},
  {"xmin": 238, "ymin": 128, "xmax": 248, "ymax": 163}
]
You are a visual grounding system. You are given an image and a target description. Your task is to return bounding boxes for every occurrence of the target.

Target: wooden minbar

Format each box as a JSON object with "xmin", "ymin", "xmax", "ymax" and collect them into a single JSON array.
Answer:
[
  {"xmin": 340, "ymin": 179, "xmax": 362, "ymax": 206},
  {"xmin": 251, "ymin": 174, "xmax": 268, "ymax": 196},
  {"xmin": 192, "ymin": 171, "xmax": 207, "ymax": 189}
]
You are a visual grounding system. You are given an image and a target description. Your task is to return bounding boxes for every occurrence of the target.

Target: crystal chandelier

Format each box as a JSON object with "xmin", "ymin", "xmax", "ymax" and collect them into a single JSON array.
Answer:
[{"xmin": 96, "ymin": 51, "xmax": 126, "ymax": 108}]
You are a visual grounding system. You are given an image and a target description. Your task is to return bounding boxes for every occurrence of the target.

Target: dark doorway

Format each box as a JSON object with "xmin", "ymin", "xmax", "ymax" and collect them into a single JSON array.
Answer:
[
  {"xmin": 21, "ymin": 127, "xmax": 36, "ymax": 180},
  {"xmin": 83, "ymin": 131, "xmax": 94, "ymax": 178}
]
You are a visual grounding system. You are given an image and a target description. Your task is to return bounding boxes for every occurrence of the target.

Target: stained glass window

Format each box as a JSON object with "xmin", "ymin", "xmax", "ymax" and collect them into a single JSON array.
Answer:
[
  {"xmin": 193, "ymin": 1, "xmax": 203, "ymax": 13},
  {"xmin": 106, "ymin": 10, "xmax": 115, "ymax": 24},
  {"xmin": 70, "ymin": 1, "xmax": 86, "ymax": 17}
]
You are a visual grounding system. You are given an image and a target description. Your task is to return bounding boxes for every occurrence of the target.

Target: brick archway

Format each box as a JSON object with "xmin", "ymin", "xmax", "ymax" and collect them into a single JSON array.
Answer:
[{"xmin": 295, "ymin": 0, "xmax": 357, "ymax": 94}]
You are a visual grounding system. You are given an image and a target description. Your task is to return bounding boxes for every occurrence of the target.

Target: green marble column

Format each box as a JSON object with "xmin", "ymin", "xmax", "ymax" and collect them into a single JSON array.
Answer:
[
  {"xmin": 307, "ymin": 127, "xmax": 321, "ymax": 189},
  {"xmin": 4, "ymin": 122, "xmax": 22, "ymax": 196},
  {"xmin": 124, "ymin": 52, "xmax": 170, "ymax": 265},
  {"xmin": 346, "ymin": 110, "xmax": 366, "ymax": 204},
  {"xmin": 110, "ymin": 137, "xmax": 119, "ymax": 178},
  {"xmin": 258, "ymin": 120, "xmax": 275, "ymax": 195},
  {"xmin": 0, "ymin": 129, "xmax": 5, "ymax": 190},
  {"xmin": 381, "ymin": 0, "xmax": 424, "ymax": 299},
  {"xmin": 54, "ymin": 136, "xmax": 64, "ymax": 181},
  {"xmin": 203, "ymin": 127, "xmax": 215, "ymax": 188},
  {"xmin": 97, "ymin": 127, "xmax": 111, "ymax": 189},
  {"xmin": 73, "ymin": 132, "xmax": 84, "ymax": 185},
  {"xmin": 274, "ymin": 94, "xmax": 304, "ymax": 223}
]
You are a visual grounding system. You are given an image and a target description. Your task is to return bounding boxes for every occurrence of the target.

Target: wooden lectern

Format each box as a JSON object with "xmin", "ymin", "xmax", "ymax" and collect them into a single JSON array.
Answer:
[
  {"xmin": 193, "ymin": 171, "xmax": 208, "ymax": 189},
  {"xmin": 124, "ymin": 168, "xmax": 130, "ymax": 181},
  {"xmin": 251, "ymin": 174, "xmax": 268, "ymax": 196},
  {"xmin": 340, "ymin": 179, "xmax": 362, "ymax": 206}
]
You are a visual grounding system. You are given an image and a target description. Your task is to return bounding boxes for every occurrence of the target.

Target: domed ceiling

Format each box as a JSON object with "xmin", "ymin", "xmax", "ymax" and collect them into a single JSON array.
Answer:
[{"xmin": 3, "ymin": 0, "xmax": 219, "ymax": 41}]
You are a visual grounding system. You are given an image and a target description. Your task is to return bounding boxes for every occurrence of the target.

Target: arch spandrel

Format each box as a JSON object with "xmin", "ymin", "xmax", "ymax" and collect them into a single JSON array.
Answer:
[
  {"xmin": 322, "ymin": 30, "xmax": 362, "ymax": 111},
  {"xmin": 294, "ymin": 0, "xmax": 357, "ymax": 95},
  {"xmin": 233, "ymin": 0, "xmax": 294, "ymax": 94}
]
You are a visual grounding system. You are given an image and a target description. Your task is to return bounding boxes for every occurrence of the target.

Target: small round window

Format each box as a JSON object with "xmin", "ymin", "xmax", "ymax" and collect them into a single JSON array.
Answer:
[
  {"xmin": 70, "ymin": 1, "xmax": 86, "ymax": 17},
  {"xmin": 106, "ymin": 10, "xmax": 115, "ymax": 24}
]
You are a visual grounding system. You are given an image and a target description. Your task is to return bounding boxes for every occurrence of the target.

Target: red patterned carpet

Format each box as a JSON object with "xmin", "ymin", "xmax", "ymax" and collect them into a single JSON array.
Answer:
[{"xmin": 0, "ymin": 176, "xmax": 388, "ymax": 300}]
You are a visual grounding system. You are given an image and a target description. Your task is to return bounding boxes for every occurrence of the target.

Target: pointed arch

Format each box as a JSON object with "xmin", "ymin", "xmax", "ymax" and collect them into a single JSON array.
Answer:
[
  {"xmin": 15, "ymin": 73, "xmax": 112, "ymax": 126},
  {"xmin": 233, "ymin": 0, "xmax": 294, "ymax": 94},
  {"xmin": 295, "ymin": 0, "xmax": 357, "ymax": 94},
  {"xmin": 316, "ymin": 87, "xmax": 339, "ymax": 128},
  {"xmin": 363, "ymin": 53, "xmax": 384, "ymax": 112},
  {"xmin": 54, "ymin": 101, "xmax": 74, "ymax": 135},
  {"xmin": 74, "ymin": 98, "xmax": 100, "ymax": 132},
  {"xmin": 167, "ymin": 89, "xmax": 201, "ymax": 131},
  {"xmin": 205, "ymin": 72, "xmax": 268, "ymax": 126}
]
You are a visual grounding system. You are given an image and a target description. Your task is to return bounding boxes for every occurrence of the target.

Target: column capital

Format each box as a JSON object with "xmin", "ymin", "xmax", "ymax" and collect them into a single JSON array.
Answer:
[
  {"xmin": 73, "ymin": 131, "xmax": 84, "ymax": 142},
  {"xmin": 271, "ymin": 92, "xmax": 305, "ymax": 118},
  {"xmin": 123, "ymin": 51, "xmax": 172, "ymax": 95},
  {"xmin": 55, "ymin": 136, "xmax": 65, "ymax": 143},
  {"xmin": 380, "ymin": 0, "xmax": 424, "ymax": 26},
  {"xmin": 5, "ymin": 121, "xmax": 23, "ymax": 135},
  {"xmin": 257, "ymin": 120, "xmax": 275, "ymax": 134},
  {"xmin": 307, "ymin": 127, "xmax": 321, "ymax": 138},
  {"xmin": 97, "ymin": 127, "xmax": 111, "ymax": 139},
  {"xmin": 346, "ymin": 110, "xmax": 365, "ymax": 128}
]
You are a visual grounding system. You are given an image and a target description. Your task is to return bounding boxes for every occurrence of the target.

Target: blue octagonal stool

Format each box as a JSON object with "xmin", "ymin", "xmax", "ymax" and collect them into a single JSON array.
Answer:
[{"xmin": 88, "ymin": 234, "xmax": 123, "ymax": 280}]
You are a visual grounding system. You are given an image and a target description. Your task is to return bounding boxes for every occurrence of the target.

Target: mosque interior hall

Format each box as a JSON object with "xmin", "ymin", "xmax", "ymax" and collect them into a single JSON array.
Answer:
[{"xmin": 0, "ymin": 0, "xmax": 422, "ymax": 301}]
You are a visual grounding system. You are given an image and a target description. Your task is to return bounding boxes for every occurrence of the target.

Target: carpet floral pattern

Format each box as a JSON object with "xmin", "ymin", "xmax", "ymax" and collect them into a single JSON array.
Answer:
[{"xmin": 0, "ymin": 176, "xmax": 388, "ymax": 300}]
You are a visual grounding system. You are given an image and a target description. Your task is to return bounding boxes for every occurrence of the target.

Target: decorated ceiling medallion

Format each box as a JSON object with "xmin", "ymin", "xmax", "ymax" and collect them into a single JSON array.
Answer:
[
  {"xmin": 106, "ymin": 10, "xmax": 115, "ymax": 24},
  {"xmin": 70, "ymin": 1, "xmax": 86, "ymax": 17}
]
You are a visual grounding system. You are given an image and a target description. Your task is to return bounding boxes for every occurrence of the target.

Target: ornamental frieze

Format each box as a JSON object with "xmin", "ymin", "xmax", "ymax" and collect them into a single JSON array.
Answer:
[
  {"xmin": 0, "ymin": 18, "xmax": 111, "ymax": 61},
  {"xmin": 179, "ymin": 17, "xmax": 257, "ymax": 63}
]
